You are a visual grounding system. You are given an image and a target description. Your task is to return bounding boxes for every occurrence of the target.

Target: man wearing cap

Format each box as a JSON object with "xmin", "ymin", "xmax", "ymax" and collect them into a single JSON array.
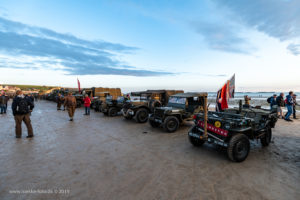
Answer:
[
  {"xmin": 292, "ymin": 94, "xmax": 298, "ymax": 119},
  {"xmin": 64, "ymin": 92, "xmax": 77, "ymax": 121}
]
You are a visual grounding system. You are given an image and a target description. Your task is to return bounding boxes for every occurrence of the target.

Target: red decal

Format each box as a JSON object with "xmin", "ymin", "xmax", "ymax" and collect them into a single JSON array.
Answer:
[{"xmin": 197, "ymin": 121, "xmax": 228, "ymax": 137}]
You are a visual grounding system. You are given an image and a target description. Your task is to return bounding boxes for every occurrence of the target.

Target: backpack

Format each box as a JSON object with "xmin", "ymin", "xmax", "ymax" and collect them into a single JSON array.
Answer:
[
  {"xmin": 17, "ymin": 98, "xmax": 29, "ymax": 114},
  {"xmin": 267, "ymin": 97, "xmax": 272, "ymax": 103}
]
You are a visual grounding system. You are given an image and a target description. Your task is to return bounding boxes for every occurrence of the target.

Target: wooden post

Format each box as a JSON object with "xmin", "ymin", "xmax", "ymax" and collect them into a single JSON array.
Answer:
[{"xmin": 204, "ymin": 95, "xmax": 208, "ymax": 138}]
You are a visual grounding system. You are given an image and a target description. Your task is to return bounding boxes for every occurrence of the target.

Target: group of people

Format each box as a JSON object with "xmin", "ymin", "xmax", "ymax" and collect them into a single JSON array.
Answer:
[
  {"xmin": 56, "ymin": 93, "xmax": 92, "ymax": 121},
  {"xmin": 0, "ymin": 92, "xmax": 9, "ymax": 114},
  {"xmin": 244, "ymin": 91, "xmax": 298, "ymax": 122},
  {"xmin": 268, "ymin": 91, "xmax": 298, "ymax": 121}
]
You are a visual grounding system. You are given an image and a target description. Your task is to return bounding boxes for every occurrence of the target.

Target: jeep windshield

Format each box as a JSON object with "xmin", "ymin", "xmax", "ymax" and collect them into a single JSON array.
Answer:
[
  {"xmin": 167, "ymin": 97, "xmax": 186, "ymax": 108},
  {"xmin": 106, "ymin": 95, "xmax": 113, "ymax": 101},
  {"xmin": 129, "ymin": 95, "xmax": 148, "ymax": 102},
  {"xmin": 117, "ymin": 96, "xmax": 125, "ymax": 102}
]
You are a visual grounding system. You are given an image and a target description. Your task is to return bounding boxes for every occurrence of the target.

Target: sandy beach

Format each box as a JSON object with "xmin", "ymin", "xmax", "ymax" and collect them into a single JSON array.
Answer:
[{"xmin": 0, "ymin": 100, "xmax": 299, "ymax": 200}]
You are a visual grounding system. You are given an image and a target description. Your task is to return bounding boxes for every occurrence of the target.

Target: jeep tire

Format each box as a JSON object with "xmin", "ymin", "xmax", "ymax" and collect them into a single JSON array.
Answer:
[
  {"xmin": 260, "ymin": 127, "xmax": 272, "ymax": 147},
  {"xmin": 108, "ymin": 107, "xmax": 118, "ymax": 117},
  {"xmin": 227, "ymin": 134, "xmax": 250, "ymax": 162},
  {"xmin": 163, "ymin": 116, "xmax": 179, "ymax": 133},
  {"xmin": 135, "ymin": 108, "xmax": 149, "ymax": 123}
]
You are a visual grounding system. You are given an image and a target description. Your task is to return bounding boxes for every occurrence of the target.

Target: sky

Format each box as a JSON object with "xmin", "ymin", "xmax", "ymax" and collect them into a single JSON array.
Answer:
[{"xmin": 0, "ymin": 0, "xmax": 299, "ymax": 92}]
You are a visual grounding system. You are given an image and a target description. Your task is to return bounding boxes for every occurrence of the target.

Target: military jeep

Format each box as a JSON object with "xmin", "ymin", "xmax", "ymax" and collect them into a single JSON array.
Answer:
[
  {"xmin": 188, "ymin": 106, "xmax": 278, "ymax": 162},
  {"xmin": 149, "ymin": 93, "xmax": 208, "ymax": 132},
  {"xmin": 122, "ymin": 90, "xmax": 183, "ymax": 123},
  {"xmin": 100, "ymin": 96, "xmax": 128, "ymax": 116}
]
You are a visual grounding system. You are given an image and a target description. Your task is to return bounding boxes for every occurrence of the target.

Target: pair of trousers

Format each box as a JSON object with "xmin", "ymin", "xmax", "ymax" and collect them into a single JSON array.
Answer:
[
  {"xmin": 285, "ymin": 105, "xmax": 293, "ymax": 120},
  {"xmin": 14, "ymin": 114, "xmax": 33, "ymax": 137},
  {"xmin": 293, "ymin": 106, "xmax": 296, "ymax": 118},
  {"xmin": 0, "ymin": 104, "xmax": 5, "ymax": 113},
  {"xmin": 85, "ymin": 107, "xmax": 90, "ymax": 115},
  {"xmin": 67, "ymin": 106, "xmax": 76, "ymax": 118}
]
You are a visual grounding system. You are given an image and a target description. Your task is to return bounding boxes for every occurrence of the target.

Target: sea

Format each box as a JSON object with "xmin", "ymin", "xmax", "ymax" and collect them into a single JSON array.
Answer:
[{"xmin": 207, "ymin": 92, "xmax": 300, "ymax": 100}]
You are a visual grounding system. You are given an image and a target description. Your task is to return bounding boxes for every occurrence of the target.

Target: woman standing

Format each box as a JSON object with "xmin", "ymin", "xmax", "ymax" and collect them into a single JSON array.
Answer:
[{"xmin": 83, "ymin": 94, "xmax": 91, "ymax": 115}]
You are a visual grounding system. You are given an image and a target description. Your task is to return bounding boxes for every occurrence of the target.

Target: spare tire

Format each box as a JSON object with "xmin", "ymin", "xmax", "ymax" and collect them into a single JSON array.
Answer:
[{"xmin": 149, "ymin": 99, "xmax": 162, "ymax": 112}]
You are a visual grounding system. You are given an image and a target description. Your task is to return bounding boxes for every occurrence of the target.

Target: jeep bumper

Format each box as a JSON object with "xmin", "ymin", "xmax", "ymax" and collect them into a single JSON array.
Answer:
[{"xmin": 149, "ymin": 115, "xmax": 163, "ymax": 124}]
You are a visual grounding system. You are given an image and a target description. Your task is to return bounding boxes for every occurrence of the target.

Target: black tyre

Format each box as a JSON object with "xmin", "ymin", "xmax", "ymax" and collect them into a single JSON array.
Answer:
[
  {"xmin": 163, "ymin": 116, "xmax": 179, "ymax": 133},
  {"xmin": 135, "ymin": 108, "xmax": 149, "ymax": 123},
  {"xmin": 189, "ymin": 135, "xmax": 205, "ymax": 147},
  {"xmin": 108, "ymin": 107, "xmax": 118, "ymax": 117},
  {"xmin": 149, "ymin": 119, "xmax": 160, "ymax": 128},
  {"xmin": 261, "ymin": 127, "xmax": 272, "ymax": 147},
  {"xmin": 227, "ymin": 134, "xmax": 250, "ymax": 162}
]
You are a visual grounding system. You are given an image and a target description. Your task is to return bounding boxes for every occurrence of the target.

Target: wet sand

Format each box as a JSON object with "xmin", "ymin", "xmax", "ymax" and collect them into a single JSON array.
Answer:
[{"xmin": 0, "ymin": 100, "xmax": 299, "ymax": 200}]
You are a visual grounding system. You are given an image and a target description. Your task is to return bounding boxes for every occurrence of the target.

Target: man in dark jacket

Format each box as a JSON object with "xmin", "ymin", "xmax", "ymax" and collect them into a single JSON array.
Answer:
[
  {"xmin": 12, "ymin": 90, "xmax": 35, "ymax": 138},
  {"xmin": 0, "ymin": 92, "xmax": 5, "ymax": 114},
  {"xmin": 276, "ymin": 93, "xmax": 285, "ymax": 118},
  {"xmin": 285, "ymin": 91, "xmax": 294, "ymax": 122}
]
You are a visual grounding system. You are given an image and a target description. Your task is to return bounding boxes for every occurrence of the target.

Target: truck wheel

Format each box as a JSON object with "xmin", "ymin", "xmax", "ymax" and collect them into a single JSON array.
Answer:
[
  {"xmin": 149, "ymin": 119, "xmax": 160, "ymax": 128},
  {"xmin": 108, "ymin": 107, "xmax": 118, "ymax": 117},
  {"xmin": 163, "ymin": 116, "xmax": 179, "ymax": 133},
  {"xmin": 261, "ymin": 128, "xmax": 272, "ymax": 147},
  {"xmin": 135, "ymin": 108, "xmax": 149, "ymax": 123},
  {"xmin": 227, "ymin": 134, "xmax": 250, "ymax": 162},
  {"xmin": 189, "ymin": 135, "xmax": 205, "ymax": 147}
]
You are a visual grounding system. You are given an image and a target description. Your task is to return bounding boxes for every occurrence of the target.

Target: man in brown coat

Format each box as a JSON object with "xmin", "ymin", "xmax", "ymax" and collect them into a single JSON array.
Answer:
[
  {"xmin": 64, "ymin": 92, "xmax": 77, "ymax": 121},
  {"xmin": 56, "ymin": 93, "xmax": 64, "ymax": 110}
]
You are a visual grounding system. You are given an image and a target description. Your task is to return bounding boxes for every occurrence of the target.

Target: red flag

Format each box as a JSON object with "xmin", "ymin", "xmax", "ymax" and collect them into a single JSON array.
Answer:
[
  {"xmin": 77, "ymin": 78, "xmax": 81, "ymax": 92},
  {"xmin": 220, "ymin": 81, "xmax": 229, "ymax": 110}
]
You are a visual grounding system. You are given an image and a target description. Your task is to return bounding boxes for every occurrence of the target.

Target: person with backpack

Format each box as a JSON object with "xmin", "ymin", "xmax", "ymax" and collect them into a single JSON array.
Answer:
[
  {"xmin": 285, "ymin": 91, "xmax": 294, "ymax": 122},
  {"xmin": 83, "ymin": 94, "xmax": 91, "ymax": 115},
  {"xmin": 11, "ymin": 90, "xmax": 34, "ymax": 138},
  {"xmin": 64, "ymin": 92, "xmax": 77, "ymax": 121},
  {"xmin": 269, "ymin": 94, "xmax": 277, "ymax": 110},
  {"xmin": 293, "ymin": 94, "xmax": 298, "ymax": 119},
  {"xmin": 276, "ymin": 93, "xmax": 285, "ymax": 118}
]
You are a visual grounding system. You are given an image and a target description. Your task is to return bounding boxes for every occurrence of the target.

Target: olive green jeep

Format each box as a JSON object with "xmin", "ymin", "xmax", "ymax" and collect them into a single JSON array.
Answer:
[
  {"xmin": 149, "ymin": 92, "xmax": 208, "ymax": 132},
  {"xmin": 122, "ymin": 90, "xmax": 183, "ymax": 123}
]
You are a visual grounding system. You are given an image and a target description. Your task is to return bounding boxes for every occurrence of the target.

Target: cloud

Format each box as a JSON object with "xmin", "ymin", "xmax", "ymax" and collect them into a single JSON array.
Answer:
[
  {"xmin": 191, "ymin": 21, "xmax": 252, "ymax": 54},
  {"xmin": 213, "ymin": 0, "xmax": 300, "ymax": 55},
  {"xmin": 287, "ymin": 43, "xmax": 300, "ymax": 55},
  {"xmin": 214, "ymin": 0, "xmax": 300, "ymax": 41},
  {"xmin": 0, "ymin": 17, "xmax": 172, "ymax": 76}
]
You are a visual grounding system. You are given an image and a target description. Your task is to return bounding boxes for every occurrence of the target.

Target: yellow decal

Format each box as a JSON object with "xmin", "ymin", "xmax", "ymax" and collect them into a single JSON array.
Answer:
[{"xmin": 214, "ymin": 121, "xmax": 221, "ymax": 128}]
